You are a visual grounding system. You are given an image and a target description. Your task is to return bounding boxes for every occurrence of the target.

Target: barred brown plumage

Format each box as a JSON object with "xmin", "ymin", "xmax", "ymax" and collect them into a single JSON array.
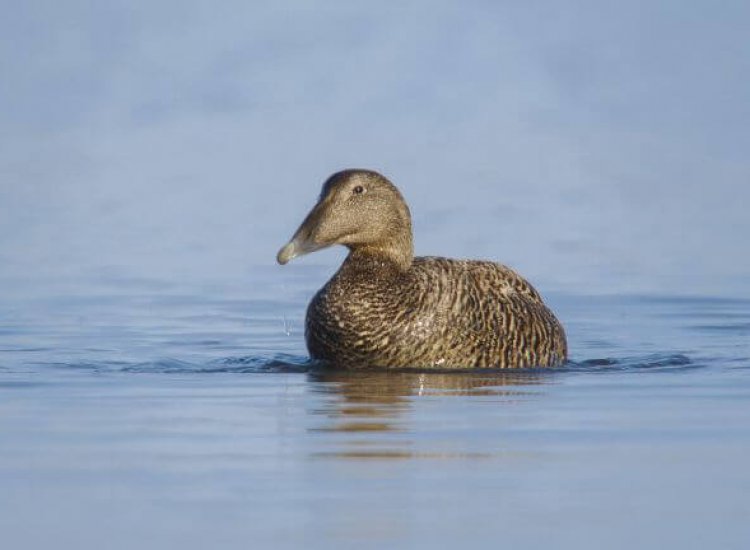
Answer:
[{"xmin": 277, "ymin": 169, "xmax": 567, "ymax": 368}]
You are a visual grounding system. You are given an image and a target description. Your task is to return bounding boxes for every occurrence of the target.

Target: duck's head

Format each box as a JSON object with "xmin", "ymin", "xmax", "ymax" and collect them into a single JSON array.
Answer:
[{"xmin": 277, "ymin": 169, "xmax": 413, "ymax": 269}]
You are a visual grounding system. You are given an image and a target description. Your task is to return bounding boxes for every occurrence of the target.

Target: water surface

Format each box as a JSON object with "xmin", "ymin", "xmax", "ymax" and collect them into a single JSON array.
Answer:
[{"xmin": 1, "ymin": 269, "xmax": 749, "ymax": 549}]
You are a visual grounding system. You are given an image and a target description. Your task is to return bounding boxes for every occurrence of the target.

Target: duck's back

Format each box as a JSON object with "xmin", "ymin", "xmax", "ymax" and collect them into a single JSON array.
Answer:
[{"xmin": 305, "ymin": 255, "xmax": 567, "ymax": 368}]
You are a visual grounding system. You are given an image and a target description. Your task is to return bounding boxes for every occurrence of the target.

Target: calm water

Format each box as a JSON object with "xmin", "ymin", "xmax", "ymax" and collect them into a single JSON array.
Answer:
[{"xmin": 1, "ymin": 267, "xmax": 749, "ymax": 549}]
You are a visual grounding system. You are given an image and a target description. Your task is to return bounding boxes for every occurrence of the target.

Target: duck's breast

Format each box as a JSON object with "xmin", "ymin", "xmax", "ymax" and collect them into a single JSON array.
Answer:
[{"xmin": 304, "ymin": 267, "xmax": 412, "ymax": 365}]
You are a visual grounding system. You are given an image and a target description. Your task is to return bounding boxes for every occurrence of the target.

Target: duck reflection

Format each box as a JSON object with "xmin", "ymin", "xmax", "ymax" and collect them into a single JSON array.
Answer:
[{"xmin": 307, "ymin": 368, "xmax": 553, "ymax": 439}]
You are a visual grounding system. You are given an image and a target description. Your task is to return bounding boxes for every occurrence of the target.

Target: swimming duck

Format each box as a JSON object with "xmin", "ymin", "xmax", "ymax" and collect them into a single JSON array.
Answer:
[{"xmin": 277, "ymin": 169, "xmax": 567, "ymax": 368}]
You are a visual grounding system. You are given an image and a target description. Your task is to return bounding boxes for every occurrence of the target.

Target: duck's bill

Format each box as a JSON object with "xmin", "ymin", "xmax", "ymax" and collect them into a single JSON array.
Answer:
[{"xmin": 276, "ymin": 236, "xmax": 325, "ymax": 265}]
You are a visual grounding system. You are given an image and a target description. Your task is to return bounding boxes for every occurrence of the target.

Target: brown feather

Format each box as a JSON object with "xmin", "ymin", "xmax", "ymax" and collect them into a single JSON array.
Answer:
[{"xmin": 278, "ymin": 170, "xmax": 568, "ymax": 368}]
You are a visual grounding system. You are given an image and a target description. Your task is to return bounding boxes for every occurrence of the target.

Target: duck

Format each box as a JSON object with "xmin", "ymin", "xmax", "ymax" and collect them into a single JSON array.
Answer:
[{"xmin": 277, "ymin": 169, "xmax": 567, "ymax": 369}]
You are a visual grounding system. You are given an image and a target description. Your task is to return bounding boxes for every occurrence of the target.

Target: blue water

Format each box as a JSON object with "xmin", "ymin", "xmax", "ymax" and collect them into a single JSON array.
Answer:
[{"xmin": 1, "ymin": 268, "xmax": 749, "ymax": 549}]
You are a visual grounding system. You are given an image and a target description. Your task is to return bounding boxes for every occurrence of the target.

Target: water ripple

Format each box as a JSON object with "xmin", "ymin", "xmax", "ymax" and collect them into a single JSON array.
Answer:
[
  {"xmin": 120, "ymin": 354, "xmax": 311, "ymax": 374},
  {"xmin": 570, "ymin": 353, "xmax": 698, "ymax": 373},
  {"xmin": 33, "ymin": 352, "xmax": 707, "ymax": 376}
]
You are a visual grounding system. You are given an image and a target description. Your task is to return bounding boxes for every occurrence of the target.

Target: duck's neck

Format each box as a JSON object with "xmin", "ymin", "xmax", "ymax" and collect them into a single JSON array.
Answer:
[{"xmin": 346, "ymin": 236, "xmax": 413, "ymax": 272}]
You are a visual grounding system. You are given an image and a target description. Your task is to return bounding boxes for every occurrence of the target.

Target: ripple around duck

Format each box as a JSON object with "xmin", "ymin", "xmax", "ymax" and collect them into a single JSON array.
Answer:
[
  {"xmin": 568, "ymin": 353, "xmax": 699, "ymax": 373},
  {"xmin": 26, "ymin": 354, "xmax": 309, "ymax": 375},
  {"xmin": 36, "ymin": 352, "xmax": 706, "ymax": 376},
  {"xmin": 102, "ymin": 354, "xmax": 311, "ymax": 374}
]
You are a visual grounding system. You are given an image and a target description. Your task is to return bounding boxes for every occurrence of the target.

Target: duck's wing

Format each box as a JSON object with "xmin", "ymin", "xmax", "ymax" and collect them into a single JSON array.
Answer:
[{"xmin": 412, "ymin": 256, "xmax": 545, "ymax": 305}]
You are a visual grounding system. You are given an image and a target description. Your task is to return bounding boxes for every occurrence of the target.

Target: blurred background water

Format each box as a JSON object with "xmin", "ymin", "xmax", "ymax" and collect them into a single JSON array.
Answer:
[{"xmin": 1, "ymin": 2, "xmax": 749, "ymax": 549}]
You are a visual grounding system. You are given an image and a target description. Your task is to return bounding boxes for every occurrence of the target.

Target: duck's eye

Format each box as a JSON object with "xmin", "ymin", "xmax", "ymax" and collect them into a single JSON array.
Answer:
[{"xmin": 352, "ymin": 185, "xmax": 365, "ymax": 195}]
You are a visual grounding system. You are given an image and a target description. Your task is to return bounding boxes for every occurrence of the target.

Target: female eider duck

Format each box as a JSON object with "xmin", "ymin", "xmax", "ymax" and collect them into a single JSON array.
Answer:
[{"xmin": 277, "ymin": 169, "xmax": 567, "ymax": 369}]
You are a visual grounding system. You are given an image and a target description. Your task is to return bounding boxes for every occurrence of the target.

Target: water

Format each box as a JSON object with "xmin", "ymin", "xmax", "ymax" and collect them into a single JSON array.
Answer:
[{"xmin": 1, "ymin": 268, "xmax": 749, "ymax": 550}]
